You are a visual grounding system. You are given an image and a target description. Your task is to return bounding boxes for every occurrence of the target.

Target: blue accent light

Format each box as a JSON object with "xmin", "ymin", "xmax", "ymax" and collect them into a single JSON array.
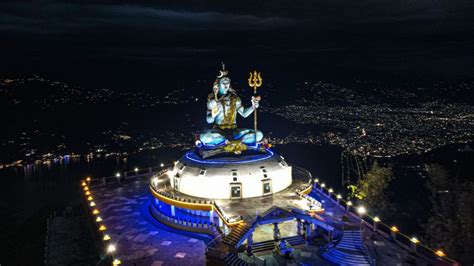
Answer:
[{"xmin": 185, "ymin": 149, "xmax": 275, "ymax": 165}]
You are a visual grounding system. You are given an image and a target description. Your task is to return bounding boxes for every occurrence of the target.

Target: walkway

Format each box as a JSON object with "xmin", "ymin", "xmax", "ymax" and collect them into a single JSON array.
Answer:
[{"xmin": 91, "ymin": 179, "xmax": 208, "ymax": 266}]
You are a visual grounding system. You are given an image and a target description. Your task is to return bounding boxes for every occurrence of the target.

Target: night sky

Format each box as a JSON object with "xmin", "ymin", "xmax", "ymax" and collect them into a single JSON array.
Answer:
[{"xmin": 2, "ymin": 0, "xmax": 474, "ymax": 90}]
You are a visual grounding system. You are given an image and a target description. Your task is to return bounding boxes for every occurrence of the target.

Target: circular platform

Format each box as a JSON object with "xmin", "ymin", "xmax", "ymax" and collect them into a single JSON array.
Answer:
[{"xmin": 170, "ymin": 149, "xmax": 292, "ymax": 199}]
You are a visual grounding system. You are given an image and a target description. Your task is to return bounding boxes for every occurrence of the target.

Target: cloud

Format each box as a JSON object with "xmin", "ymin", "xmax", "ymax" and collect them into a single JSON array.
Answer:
[{"xmin": 0, "ymin": 2, "xmax": 298, "ymax": 34}]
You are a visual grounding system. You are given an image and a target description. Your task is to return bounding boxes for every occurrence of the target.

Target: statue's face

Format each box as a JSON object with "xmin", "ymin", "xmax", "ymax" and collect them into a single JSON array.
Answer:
[{"xmin": 219, "ymin": 77, "xmax": 231, "ymax": 95}]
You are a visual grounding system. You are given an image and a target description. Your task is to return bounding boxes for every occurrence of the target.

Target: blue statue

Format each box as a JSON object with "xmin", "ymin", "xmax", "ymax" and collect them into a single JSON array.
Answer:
[{"xmin": 198, "ymin": 64, "xmax": 263, "ymax": 149}]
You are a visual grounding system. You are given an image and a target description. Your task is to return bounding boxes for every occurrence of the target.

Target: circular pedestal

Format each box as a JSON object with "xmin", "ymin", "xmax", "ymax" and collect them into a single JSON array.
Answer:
[{"xmin": 169, "ymin": 149, "xmax": 292, "ymax": 199}]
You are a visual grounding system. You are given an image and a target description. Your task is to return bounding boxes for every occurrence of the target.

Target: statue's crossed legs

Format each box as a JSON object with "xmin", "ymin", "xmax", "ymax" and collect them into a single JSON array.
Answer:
[{"xmin": 200, "ymin": 128, "xmax": 263, "ymax": 146}]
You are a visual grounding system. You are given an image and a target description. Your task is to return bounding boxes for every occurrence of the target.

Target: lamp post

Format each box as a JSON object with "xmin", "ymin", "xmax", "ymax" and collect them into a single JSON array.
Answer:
[
  {"xmin": 356, "ymin": 206, "xmax": 366, "ymax": 230},
  {"xmin": 346, "ymin": 201, "xmax": 352, "ymax": 212},
  {"xmin": 410, "ymin": 237, "xmax": 419, "ymax": 253},
  {"xmin": 372, "ymin": 216, "xmax": 380, "ymax": 232},
  {"xmin": 390, "ymin": 226, "xmax": 399, "ymax": 241}
]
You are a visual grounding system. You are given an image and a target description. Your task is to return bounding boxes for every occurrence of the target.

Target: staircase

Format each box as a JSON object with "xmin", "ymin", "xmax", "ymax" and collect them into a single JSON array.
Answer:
[
  {"xmin": 251, "ymin": 235, "xmax": 306, "ymax": 253},
  {"xmin": 337, "ymin": 230, "xmax": 367, "ymax": 252},
  {"xmin": 224, "ymin": 253, "xmax": 249, "ymax": 266},
  {"xmin": 222, "ymin": 222, "xmax": 253, "ymax": 248},
  {"xmin": 321, "ymin": 230, "xmax": 372, "ymax": 266}
]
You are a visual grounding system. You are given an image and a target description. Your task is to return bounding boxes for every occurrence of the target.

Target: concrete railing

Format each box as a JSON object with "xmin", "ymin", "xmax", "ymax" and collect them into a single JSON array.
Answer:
[
  {"xmin": 149, "ymin": 202, "xmax": 223, "ymax": 238},
  {"xmin": 87, "ymin": 165, "xmax": 172, "ymax": 188}
]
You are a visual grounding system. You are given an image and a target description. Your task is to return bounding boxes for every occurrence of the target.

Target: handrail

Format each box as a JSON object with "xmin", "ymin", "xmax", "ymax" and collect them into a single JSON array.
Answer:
[{"xmin": 149, "ymin": 183, "xmax": 243, "ymax": 227}]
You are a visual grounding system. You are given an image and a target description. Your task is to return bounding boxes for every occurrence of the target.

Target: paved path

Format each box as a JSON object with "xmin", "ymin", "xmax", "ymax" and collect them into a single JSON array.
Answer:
[{"xmin": 92, "ymin": 179, "xmax": 208, "ymax": 266}]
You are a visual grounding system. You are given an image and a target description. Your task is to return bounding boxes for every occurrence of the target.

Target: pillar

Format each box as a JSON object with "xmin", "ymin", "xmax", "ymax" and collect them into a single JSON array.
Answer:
[
  {"xmin": 246, "ymin": 233, "xmax": 253, "ymax": 255},
  {"xmin": 312, "ymin": 223, "xmax": 319, "ymax": 238},
  {"xmin": 305, "ymin": 222, "xmax": 312, "ymax": 243},
  {"xmin": 297, "ymin": 220, "xmax": 302, "ymax": 236},
  {"xmin": 390, "ymin": 230, "xmax": 397, "ymax": 241},
  {"xmin": 273, "ymin": 223, "xmax": 280, "ymax": 241},
  {"xmin": 410, "ymin": 242, "xmax": 418, "ymax": 253},
  {"xmin": 372, "ymin": 221, "xmax": 378, "ymax": 232}
]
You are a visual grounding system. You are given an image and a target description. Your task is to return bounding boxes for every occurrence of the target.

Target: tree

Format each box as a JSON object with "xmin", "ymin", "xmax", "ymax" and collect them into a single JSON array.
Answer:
[
  {"xmin": 423, "ymin": 164, "xmax": 474, "ymax": 264},
  {"xmin": 347, "ymin": 160, "xmax": 394, "ymax": 213}
]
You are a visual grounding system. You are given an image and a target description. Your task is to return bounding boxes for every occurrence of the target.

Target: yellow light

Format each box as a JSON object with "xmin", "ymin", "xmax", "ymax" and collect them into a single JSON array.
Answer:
[
  {"xmin": 336, "ymin": 194, "xmax": 342, "ymax": 199},
  {"xmin": 81, "ymin": 182, "xmax": 87, "ymax": 187},
  {"xmin": 410, "ymin": 237, "xmax": 420, "ymax": 244},
  {"xmin": 435, "ymin": 250, "xmax": 446, "ymax": 257},
  {"xmin": 87, "ymin": 196, "xmax": 93, "ymax": 201},
  {"xmin": 390, "ymin": 226, "xmax": 399, "ymax": 232},
  {"xmin": 347, "ymin": 201, "xmax": 353, "ymax": 206},
  {"xmin": 328, "ymin": 188, "xmax": 334, "ymax": 193},
  {"xmin": 96, "ymin": 216, "xmax": 102, "ymax": 222},
  {"xmin": 86, "ymin": 177, "xmax": 91, "ymax": 182},
  {"xmin": 99, "ymin": 225, "xmax": 106, "ymax": 231},
  {"xmin": 112, "ymin": 259, "xmax": 122, "ymax": 265},
  {"xmin": 103, "ymin": 234, "xmax": 110, "ymax": 241},
  {"xmin": 92, "ymin": 209, "xmax": 99, "ymax": 215},
  {"xmin": 373, "ymin": 216, "xmax": 381, "ymax": 222},
  {"xmin": 90, "ymin": 201, "xmax": 96, "ymax": 207},
  {"xmin": 107, "ymin": 244, "xmax": 116, "ymax": 253},
  {"xmin": 85, "ymin": 191, "xmax": 91, "ymax": 196},
  {"xmin": 83, "ymin": 186, "xmax": 89, "ymax": 191}
]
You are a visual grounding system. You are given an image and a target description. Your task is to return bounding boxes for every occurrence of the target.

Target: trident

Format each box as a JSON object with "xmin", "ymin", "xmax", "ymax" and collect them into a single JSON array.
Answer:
[{"xmin": 248, "ymin": 71, "xmax": 262, "ymax": 146}]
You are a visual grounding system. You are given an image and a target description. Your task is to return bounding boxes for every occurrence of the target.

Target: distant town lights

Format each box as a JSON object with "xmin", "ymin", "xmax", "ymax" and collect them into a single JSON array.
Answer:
[{"xmin": 390, "ymin": 226, "xmax": 399, "ymax": 232}]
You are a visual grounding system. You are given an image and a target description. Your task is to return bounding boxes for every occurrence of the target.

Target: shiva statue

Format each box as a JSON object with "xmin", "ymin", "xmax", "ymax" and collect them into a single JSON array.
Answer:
[{"xmin": 197, "ymin": 64, "xmax": 263, "ymax": 155}]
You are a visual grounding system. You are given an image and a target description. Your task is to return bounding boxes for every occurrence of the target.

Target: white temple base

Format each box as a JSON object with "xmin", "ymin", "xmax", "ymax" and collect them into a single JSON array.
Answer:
[{"xmin": 169, "ymin": 150, "xmax": 292, "ymax": 199}]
